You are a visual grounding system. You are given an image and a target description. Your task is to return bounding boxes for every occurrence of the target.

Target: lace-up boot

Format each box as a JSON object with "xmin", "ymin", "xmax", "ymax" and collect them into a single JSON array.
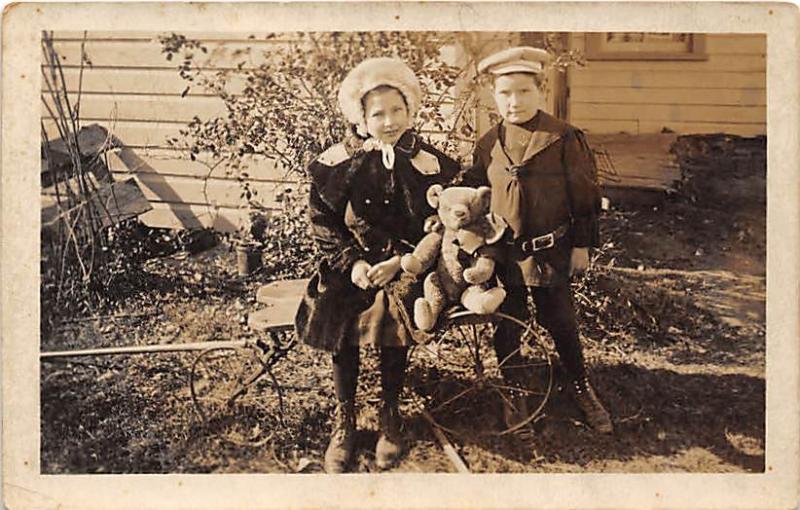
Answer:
[
  {"xmin": 573, "ymin": 377, "xmax": 613, "ymax": 434},
  {"xmin": 324, "ymin": 401, "xmax": 357, "ymax": 473},
  {"xmin": 375, "ymin": 404, "xmax": 404, "ymax": 469}
]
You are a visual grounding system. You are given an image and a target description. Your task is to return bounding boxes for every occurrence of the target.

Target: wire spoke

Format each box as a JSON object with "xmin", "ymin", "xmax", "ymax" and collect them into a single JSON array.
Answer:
[{"xmin": 428, "ymin": 385, "xmax": 476, "ymax": 414}]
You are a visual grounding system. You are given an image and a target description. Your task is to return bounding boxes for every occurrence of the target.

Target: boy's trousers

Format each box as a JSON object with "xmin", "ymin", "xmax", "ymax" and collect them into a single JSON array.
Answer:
[{"xmin": 493, "ymin": 284, "xmax": 586, "ymax": 382}]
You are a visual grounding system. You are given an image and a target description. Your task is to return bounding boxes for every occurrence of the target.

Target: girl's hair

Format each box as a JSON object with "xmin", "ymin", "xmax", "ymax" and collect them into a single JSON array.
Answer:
[{"xmin": 360, "ymin": 85, "xmax": 409, "ymax": 113}]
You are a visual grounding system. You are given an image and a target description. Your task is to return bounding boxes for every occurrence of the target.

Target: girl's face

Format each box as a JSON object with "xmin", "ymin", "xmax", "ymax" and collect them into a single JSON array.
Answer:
[
  {"xmin": 492, "ymin": 73, "xmax": 544, "ymax": 125},
  {"xmin": 363, "ymin": 87, "xmax": 410, "ymax": 145}
]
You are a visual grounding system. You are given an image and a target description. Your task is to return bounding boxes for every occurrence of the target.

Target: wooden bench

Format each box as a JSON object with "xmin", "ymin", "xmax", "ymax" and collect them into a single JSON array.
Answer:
[{"xmin": 247, "ymin": 278, "xmax": 309, "ymax": 332}]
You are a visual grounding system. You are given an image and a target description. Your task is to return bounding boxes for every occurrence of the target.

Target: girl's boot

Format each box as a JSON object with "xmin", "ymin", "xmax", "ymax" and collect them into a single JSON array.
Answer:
[{"xmin": 324, "ymin": 400, "xmax": 357, "ymax": 473}]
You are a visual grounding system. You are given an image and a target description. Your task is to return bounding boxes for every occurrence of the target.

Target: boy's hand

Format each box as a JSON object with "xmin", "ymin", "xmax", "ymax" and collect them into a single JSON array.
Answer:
[
  {"xmin": 569, "ymin": 248, "xmax": 590, "ymax": 277},
  {"xmin": 367, "ymin": 255, "xmax": 402, "ymax": 287},
  {"xmin": 351, "ymin": 260, "xmax": 373, "ymax": 289}
]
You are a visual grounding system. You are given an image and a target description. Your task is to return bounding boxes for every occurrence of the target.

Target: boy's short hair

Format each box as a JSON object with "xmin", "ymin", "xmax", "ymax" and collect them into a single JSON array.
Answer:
[{"xmin": 492, "ymin": 71, "xmax": 545, "ymax": 90}]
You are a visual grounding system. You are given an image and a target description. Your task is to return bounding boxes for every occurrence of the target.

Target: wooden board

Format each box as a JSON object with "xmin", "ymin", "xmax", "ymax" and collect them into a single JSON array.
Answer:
[
  {"xmin": 636, "ymin": 120, "xmax": 766, "ymax": 137},
  {"xmin": 587, "ymin": 133, "xmax": 680, "ymax": 190},
  {"xmin": 136, "ymin": 202, "xmax": 261, "ymax": 232},
  {"xmin": 42, "ymin": 177, "xmax": 152, "ymax": 228},
  {"xmin": 121, "ymin": 172, "xmax": 291, "ymax": 209},
  {"xmin": 250, "ymin": 278, "xmax": 310, "ymax": 330},
  {"xmin": 576, "ymin": 119, "xmax": 640, "ymax": 134},
  {"xmin": 571, "ymin": 87, "xmax": 766, "ymax": 106},
  {"xmin": 106, "ymin": 147, "xmax": 296, "ymax": 182},
  {"xmin": 569, "ymin": 70, "xmax": 766, "ymax": 89},
  {"xmin": 42, "ymin": 94, "xmax": 228, "ymax": 123},
  {"xmin": 55, "ymin": 67, "xmax": 248, "ymax": 96},
  {"xmin": 50, "ymin": 39, "xmax": 291, "ymax": 70},
  {"xmin": 42, "ymin": 120, "xmax": 181, "ymax": 149},
  {"xmin": 570, "ymin": 103, "xmax": 766, "ymax": 124},
  {"xmin": 703, "ymin": 34, "xmax": 767, "ymax": 54},
  {"xmin": 579, "ymin": 54, "xmax": 765, "ymax": 73},
  {"xmin": 574, "ymin": 119, "xmax": 766, "ymax": 137}
]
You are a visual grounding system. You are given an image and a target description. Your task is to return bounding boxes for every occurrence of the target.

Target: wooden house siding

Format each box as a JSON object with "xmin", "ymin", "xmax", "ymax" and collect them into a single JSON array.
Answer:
[
  {"xmin": 567, "ymin": 33, "xmax": 766, "ymax": 136},
  {"xmin": 43, "ymin": 32, "xmax": 768, "ymax": 231},
  {"xmin": 42, "ymin": 32, "xmax": 303, "ymax": 231}
]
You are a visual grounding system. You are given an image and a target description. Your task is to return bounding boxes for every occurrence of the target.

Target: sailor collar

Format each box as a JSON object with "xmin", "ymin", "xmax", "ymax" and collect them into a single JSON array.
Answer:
[{"xmin": 493, "ymin": 111, "xmax": 567, "ymax": 168}]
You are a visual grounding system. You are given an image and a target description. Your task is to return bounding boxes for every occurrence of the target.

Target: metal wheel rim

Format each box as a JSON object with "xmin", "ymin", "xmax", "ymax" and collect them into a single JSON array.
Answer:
[{"xmin": 408, "ymin": 310, "xmax": 554, "ymax": 437}]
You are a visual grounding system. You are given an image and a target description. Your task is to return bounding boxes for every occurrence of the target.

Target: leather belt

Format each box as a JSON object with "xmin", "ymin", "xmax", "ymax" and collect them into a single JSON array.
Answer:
[{"xmin": 514, "ymin": 223, "xmax": 569, "ymax": 254}]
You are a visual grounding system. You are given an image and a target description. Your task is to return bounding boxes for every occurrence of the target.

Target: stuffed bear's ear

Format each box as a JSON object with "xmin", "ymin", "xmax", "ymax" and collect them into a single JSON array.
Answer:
[
  {"xmin": 427, "ymin": 184, "xmax": 444, "ymax": 208},
  {"xmin": 476, "ymin": 186, "xmax": 492, "ymax": 213}
]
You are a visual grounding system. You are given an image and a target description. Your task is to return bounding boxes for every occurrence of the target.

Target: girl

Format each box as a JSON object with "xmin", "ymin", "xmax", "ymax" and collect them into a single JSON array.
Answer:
[{"xmin": 294, "ymin": 57, "xmax": 460, "ymax": 472}]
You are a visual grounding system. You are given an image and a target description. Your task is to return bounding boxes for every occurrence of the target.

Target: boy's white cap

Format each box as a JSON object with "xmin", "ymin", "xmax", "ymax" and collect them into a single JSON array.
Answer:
[
  {"xmin": 477, "ymin": 46, "xmax": 551, "ymax": 76},
  {"xmin": 338, "ymin": 57, "xmax": 422, "ymax": 136}
]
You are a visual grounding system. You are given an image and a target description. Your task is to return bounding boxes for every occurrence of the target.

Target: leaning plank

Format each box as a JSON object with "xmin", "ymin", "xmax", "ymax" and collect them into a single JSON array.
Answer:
[
  {"xmin": 42, "ymin": 177, "xmax": 152, "ymax": 229},
  {"xmin": 421, "ymin": 410, "xmax": 470, "ymax": 473},
  {"xmin": 40, "ymin": 339, "xmax": 248, "ymax": 360}
]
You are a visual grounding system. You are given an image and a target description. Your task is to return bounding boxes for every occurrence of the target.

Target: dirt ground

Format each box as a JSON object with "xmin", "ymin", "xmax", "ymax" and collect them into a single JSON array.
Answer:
[{"xmin": 40, "ymin": 135, "xmax": 766, "ymax": 474}]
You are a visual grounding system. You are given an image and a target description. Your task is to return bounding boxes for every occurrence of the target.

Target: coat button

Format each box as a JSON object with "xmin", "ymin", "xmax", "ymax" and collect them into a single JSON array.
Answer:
[
  {"xmin": 365, "ymin": 198, "xmax": 371, "ymax": 204},
  {"xmin": 383, "ymin": 199, "xmax": 390, "ymax": 204}
]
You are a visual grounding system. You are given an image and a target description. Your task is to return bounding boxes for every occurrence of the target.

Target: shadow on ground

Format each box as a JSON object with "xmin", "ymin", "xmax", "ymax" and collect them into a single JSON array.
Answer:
[{"xmin": 398, "ymin": 361, "xmax": 764, "ymax": 473}]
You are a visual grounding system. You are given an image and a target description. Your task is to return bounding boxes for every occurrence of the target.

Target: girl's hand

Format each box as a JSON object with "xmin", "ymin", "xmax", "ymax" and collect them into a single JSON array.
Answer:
[
  {"xmin": 351, "ymin": 260, "xmax": 373, "ymax": 289},
  {"xmin": 569, "ymin": 247, "xmax": 590, "ymax": 277},
  {"xmin": 367, "ymin": 255, "xmax": 402, "ymax": 287}
]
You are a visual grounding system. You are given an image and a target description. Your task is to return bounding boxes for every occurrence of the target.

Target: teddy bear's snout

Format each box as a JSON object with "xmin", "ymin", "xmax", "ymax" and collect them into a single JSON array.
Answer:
[{"xmin": 452, "ymin": 207, "xmax": 469, "ymax": 220}]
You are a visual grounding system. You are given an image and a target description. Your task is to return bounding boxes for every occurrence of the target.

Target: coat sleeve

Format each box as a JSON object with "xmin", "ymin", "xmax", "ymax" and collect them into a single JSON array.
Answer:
[
  {"xmin": 562, "ymin": 128, "xmax": 602, "ymax": 248},
  {"xmin": 307, "ymin": 166, "xmax": 365, "ymax": 274},
  {"xmin": 459, "ymin": 127, "xmax": 500, "ymax": 188},
  {"xmin": 459, "ymin": 146, "xmax": 490, "ymax": 188}
]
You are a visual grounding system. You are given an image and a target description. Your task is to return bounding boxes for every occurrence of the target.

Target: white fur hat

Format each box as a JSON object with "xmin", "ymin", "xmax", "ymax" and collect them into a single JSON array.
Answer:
[{"xmin": 338, "ymin": 57, "xmax": 422, "ymax": 136}]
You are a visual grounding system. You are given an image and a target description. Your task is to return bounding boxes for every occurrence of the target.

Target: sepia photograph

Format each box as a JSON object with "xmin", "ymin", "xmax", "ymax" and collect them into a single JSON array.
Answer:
[
  {"xmin": 38, "ymin": 28, "xmax": 767, "ymax": 474},
  {"xmin": 3, "ymin": 2, "xmax": 798, "ymax": 509}
]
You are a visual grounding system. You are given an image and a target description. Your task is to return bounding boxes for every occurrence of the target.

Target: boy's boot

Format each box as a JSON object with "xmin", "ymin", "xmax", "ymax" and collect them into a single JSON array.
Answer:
[
  {"xmin": 573, "ymin": 377, "xmax": 613, "ymax": 434},
  {"xmin": 324, "ymin": 400, "xmax": 357, "ymax": 473},
  {"xmin": 375, "ymin": 402, "xmax": 404, "ymax": 469}
]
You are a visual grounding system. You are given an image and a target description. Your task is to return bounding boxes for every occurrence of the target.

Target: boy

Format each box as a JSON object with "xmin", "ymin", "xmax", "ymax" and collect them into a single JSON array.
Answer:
[{"xmin": 462, "ymin": 46, "xmax": 613, "ymax": 433}]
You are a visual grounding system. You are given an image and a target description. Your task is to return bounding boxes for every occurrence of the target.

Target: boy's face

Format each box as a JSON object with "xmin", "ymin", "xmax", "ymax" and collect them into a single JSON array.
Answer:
[
  {"xmin": 364, "ymin": 87, "xmax": 410, "ymax": 145},
  {"xmin": 492, "ymin": 72, "xmax": 544, "ymax": 125}
]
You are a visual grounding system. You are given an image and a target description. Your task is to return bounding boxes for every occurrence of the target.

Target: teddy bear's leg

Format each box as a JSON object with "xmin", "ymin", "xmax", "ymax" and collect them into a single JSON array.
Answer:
[
  {"xmin": 461, "ymin": 285, "xmax": 507, "ymax": 315},
  {"xmin": 414, "ymin": 272, "xmax": 447, "ymax": 331},
  {"xmin": 463, "ymin": 256, "xmax": 495, "ymax": 285}
]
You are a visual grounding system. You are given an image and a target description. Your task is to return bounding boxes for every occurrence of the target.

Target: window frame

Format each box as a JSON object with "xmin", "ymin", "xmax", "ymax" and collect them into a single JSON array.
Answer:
[{"xmin": 585, "ymin": 32, "xmax": 708, "ymax": 61}]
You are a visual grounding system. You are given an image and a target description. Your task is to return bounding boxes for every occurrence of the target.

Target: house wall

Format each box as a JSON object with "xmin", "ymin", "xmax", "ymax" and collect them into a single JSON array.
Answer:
[
  {"xmin": 42, "ymin": 31, "xmax": 300, "ymax": 232},
  {"xmin": 567, "ymin": 33, "xmax": 766, "ymax": 136}
]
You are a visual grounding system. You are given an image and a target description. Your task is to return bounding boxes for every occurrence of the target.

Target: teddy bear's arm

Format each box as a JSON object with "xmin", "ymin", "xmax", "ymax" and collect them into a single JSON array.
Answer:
[
  {"xmin": 463, "ymin": 255, "xmax": 496, "ymax": 285},
  {"xmin": 400, "ymin": 231, "xmax": 443, "ymax": 275}
]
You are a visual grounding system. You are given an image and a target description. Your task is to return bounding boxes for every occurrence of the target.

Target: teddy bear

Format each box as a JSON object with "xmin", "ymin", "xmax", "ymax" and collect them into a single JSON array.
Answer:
[{"xmin": 400, "ymin": 184, "xmax": 507, "ymax": 332}]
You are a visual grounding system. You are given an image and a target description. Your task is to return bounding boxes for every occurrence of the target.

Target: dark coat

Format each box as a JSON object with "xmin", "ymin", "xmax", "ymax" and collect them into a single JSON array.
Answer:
[
  {"xmin": 295, "ymin": 131, "xmax": 460, "ymax": 352},
  {"xmin": 462, "ymin": 111, "xmax": 601, "ymax": 287}
]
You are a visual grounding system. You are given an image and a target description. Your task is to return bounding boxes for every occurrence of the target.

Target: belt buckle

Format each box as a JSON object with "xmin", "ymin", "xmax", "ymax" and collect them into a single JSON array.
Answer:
[{"xmin": 532, "ymin": 233, "xmax": 555, "ymax": 251}]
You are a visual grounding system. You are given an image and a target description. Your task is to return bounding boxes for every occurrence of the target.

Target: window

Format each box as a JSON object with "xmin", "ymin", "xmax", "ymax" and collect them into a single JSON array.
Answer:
[{"xmin": 585, "ymin": 32, "xmax": 707, "ymax": 60}]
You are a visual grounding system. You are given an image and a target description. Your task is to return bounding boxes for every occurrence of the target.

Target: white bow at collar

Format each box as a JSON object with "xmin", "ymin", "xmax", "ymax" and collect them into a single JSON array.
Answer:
[{"xmin": 362, "ymin": 138, "xmax": 396, "ymax": 170}]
